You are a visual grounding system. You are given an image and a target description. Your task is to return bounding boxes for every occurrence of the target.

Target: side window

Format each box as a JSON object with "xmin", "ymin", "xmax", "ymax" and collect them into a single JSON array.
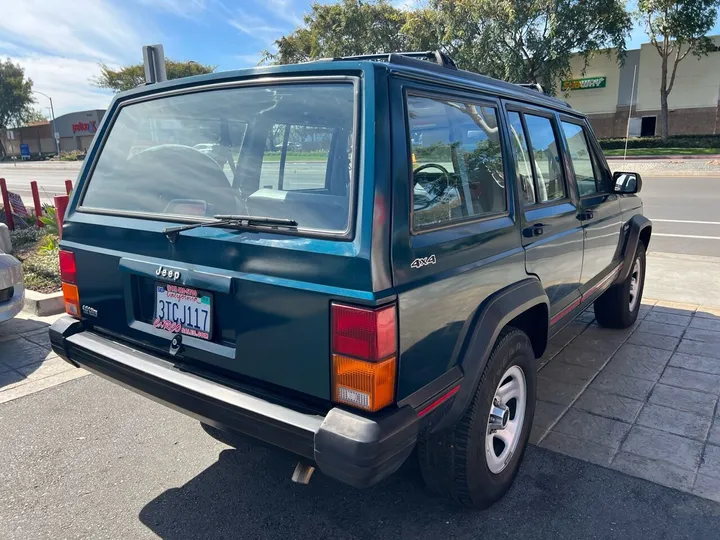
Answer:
[
  {"xmin": 260, "ymin": 124, "xmax": 337, "ymax": 191},
  {"xmin": 523, "ymin": 114, "xmax": 566, "ymax": 203},
  {"xmin": 507, "ymin": 112, "xmax": 535, "ymax": 205},
  {"xmin": 407, "ymin": 94, "xmax": 506, "ymax": 231},
  {"xmin": 561, "ymin": 122, "xmax": 603, "ymax": 196}
]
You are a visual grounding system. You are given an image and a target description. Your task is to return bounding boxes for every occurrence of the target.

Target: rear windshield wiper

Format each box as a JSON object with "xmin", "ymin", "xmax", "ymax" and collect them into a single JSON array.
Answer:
[{"xmin": 162, "ymin": 215, "xmax": 298, "ymax": 243}]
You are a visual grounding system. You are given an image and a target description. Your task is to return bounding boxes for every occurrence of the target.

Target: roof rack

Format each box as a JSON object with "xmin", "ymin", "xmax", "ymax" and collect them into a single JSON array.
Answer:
[
  {"xmin": 516, "ymin": 83, "xmax": 547, "ymax": 94},
  {"xmin": 326, "ymin": 50, "xmax": 458, "ymax": 70}
]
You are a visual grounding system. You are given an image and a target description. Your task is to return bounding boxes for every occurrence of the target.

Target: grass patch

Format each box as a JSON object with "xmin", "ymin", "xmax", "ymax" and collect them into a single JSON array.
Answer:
[
  {"xmin": 603, "ymin": 147, "xmax": 720, "ymax": 157},
  {"xmin": 262, "ymin": 151, "xmax": 329, "ymax": 162},
  {"xmin": 10, "ymin": 227, "xmax": 61, "ymax": 294}
]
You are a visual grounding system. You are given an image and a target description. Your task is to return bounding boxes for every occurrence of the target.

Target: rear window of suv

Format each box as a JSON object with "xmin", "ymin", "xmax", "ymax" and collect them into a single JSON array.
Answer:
[{"xmin": 81, "ymin": 81, "xmax": 357, "ymax": 235}]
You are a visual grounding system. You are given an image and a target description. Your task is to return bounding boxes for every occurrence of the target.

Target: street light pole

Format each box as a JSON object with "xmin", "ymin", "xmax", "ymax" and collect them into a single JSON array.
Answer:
[{"xmin": 33, "ymin": 91, "xmax": 60, "ymax": 156}]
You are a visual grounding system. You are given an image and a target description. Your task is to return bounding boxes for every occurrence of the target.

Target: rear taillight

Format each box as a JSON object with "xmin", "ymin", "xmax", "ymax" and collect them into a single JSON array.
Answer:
[
  {"xmin": 59, "ymin": 250, "xmax": 80, "ymax": 318},
  {"xmin": 59, "ymin": 250, "xmax": 76, "ymax": 283},
  {"xmin": 331, "ymin": 303, "xmax": 397, "ymax": 412}
]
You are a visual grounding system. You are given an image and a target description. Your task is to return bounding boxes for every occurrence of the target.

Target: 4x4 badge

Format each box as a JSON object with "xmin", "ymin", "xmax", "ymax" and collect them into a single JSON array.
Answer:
[
  {"xmin": 156, "ymin": 266, "xmax": 181, "ymax": 281},
  {"xmin": 411, "ymin": 255, "xmax": 437, "ymax": 269}
]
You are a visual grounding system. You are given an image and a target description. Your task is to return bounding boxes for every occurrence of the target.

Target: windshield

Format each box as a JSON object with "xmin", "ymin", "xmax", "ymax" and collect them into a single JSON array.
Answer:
[{"xmin": 82, "ymin": 81, "xmax": 357, "ymax": 234}]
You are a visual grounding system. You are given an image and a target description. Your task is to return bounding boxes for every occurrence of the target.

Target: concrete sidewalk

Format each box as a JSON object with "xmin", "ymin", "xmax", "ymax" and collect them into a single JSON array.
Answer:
[{"xmin": 533, "ymin": 299, "xmax": 720, "ymax": 502}]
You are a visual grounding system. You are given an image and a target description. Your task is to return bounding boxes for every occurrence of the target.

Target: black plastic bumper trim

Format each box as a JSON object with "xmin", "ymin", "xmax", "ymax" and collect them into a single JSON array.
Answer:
[{"xmin": 49, "ymin": 318, "xmax": 419, "ymax": 488}]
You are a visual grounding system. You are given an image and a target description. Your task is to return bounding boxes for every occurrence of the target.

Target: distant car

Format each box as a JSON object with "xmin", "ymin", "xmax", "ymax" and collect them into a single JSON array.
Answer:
[{"xmin": 0, "ymin": 250, "xmax": 24, "ymax": 323}]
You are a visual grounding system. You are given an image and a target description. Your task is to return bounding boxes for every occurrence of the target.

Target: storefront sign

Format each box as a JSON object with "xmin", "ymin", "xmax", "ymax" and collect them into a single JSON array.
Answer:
[
  {"xmin": 561, "ymin": 77, "xmax": 607, "ymax": 91},
  {"xmin": 72, "ymin": 120, "xmax": 97, "ymax": 134}
]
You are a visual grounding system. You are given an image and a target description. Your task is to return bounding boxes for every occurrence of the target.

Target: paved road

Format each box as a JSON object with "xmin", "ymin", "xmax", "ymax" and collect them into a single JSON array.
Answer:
[
  {"xmin": 642, "ymin": 176, "xmax": 720, "ymax": 257},
  {"xmin": 2, "ymin": 374, "xmax": 719, "ymax": 540}
]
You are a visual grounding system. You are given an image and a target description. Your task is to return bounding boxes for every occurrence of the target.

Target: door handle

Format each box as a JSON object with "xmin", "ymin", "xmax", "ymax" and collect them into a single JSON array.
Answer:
[
  {"xmin": 523, "ymin": 223, "xmax": 548, "ymax": 238},
  {"xmin": 578, "ymin": 210, "xmax": 594, "ymax": 220}
]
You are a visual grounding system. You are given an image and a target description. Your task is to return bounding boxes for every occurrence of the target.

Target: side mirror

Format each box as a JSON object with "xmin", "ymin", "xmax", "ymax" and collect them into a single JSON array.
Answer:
[{"xmin": 613, "ymin": 171, "xmax": 642, "ymax": 194}]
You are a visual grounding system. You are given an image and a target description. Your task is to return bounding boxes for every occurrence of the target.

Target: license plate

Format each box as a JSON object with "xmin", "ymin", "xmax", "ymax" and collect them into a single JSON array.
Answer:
[{"xmin": 153, "ymin": 284, "xmax": 212, "ymax": 340}]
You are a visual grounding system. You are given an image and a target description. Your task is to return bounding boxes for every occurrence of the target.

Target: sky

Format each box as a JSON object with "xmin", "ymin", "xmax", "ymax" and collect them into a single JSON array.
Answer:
[{"xmin": 0, "ymin": 0, "xmax": 718, "ymax": 118}]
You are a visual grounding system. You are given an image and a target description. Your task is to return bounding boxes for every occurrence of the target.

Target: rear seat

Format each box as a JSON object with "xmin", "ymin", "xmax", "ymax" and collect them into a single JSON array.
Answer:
[{"xmin": 246, "ymin": 189, "xmax": 349, "ymax": 232}]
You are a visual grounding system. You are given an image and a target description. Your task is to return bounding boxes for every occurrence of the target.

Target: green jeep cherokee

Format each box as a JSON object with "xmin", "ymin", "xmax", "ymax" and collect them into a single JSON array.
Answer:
[{"xmin": 49, "ymin": 51, "xmax": 651, "ymax": 509}]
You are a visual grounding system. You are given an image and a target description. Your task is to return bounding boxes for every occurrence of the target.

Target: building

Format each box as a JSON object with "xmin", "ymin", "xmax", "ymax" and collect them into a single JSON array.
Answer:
[
  {"xmin": 1, "ymin": 109, "xmax": 105, "ymax": 158},
  {"xmin": 558, "ymin": 35, "xmax": 720, "ymax": 138}
]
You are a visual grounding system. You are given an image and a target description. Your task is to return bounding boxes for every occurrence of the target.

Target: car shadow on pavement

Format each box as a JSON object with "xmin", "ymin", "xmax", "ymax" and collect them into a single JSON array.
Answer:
[
  {"xmin": 0, "ymin": 318, "xmax": 55, "ymax": 390},
  {"xmin": 138, "ymin": 437, "xmax": 720, "ymax": 540}
]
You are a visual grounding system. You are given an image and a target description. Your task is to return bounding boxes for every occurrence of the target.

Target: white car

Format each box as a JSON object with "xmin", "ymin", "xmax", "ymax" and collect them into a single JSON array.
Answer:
[{"xmin": 0, "ymin": 251, "xmax": 24, "ymax": 323}]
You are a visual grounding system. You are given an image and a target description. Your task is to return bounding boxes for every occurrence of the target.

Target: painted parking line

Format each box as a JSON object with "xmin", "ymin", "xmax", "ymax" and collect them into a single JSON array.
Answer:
[
  {"xmin": 652, "ymin": 219, "xmax": 720, "ymax": 226},
  {"xmin": 653, "ymin": 233, "xmax": 720, "ymax": 240}
]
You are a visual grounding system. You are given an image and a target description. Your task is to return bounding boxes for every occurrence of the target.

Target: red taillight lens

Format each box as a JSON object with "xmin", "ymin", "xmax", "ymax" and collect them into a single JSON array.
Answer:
[
  {"xmin": 59, "ymin": 250, "xmax": 77, "ymax": 284},
  {"xmin": 331, "ymin": 303, "xmax": 396, "ymax": 361}
]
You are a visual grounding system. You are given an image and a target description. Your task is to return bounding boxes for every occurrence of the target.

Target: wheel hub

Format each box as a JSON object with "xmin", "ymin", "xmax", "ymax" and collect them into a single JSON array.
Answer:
[{"xmin": 488, "ymin": 400, "xmax": 510, "ymax": 432}]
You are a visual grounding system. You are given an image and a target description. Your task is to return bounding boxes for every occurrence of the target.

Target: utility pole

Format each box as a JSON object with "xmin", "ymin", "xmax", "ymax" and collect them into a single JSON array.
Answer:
[{"xmin": 34, "ymin": 91, "xmax": 60, "ymax": 156}]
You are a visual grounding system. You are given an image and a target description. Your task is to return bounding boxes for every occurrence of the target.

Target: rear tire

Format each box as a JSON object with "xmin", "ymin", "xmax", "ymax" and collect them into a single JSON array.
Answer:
[
  {"xmin": 417, "ymin": 328, "xmax": 537, "ymax": 509},
  {"xmin": 595, "ymin": 243, "xmax": 646, "ymax": 329}
]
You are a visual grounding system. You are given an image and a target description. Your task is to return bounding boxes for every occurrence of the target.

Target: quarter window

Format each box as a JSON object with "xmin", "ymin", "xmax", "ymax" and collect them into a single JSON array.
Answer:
[
  {"xmin": 561, "ymin": 122, "xmax": 603, "ymax": 196},
  {"xmin": 523, "ymin": 114, "xmax": 566, "ymax": 203},
  {"xmin": 407, "ymin": 95, "xmax": 506, "ymax": 231}
]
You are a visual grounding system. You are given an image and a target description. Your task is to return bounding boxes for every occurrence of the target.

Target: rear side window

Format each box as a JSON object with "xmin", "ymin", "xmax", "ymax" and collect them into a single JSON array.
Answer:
[
  {"xmin": 81, "ymin": 82, "xmax": 356, "ymax": 234},
  {"xmin": 406, "ymin": 94, "xmax": 506, "ymax": 231},
  {"xmin": 522, "ymin": 114, "xmax": 566, "ymax": 204},
  {"xmin": 561, "ymin": 122, "xmax": 603, "ymax": 196}
]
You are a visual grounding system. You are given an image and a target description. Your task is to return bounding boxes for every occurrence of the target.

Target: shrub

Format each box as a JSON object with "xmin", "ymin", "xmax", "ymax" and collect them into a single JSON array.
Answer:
[{"xmin": 599, "ymin": 135, "xmax": 720, "ymax": 150}]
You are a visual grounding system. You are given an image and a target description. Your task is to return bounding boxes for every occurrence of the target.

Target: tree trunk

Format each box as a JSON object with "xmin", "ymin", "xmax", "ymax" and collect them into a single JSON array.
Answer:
[{"xmin": 659, "ymin": 53, "xmax": 669, "ymax": 139}]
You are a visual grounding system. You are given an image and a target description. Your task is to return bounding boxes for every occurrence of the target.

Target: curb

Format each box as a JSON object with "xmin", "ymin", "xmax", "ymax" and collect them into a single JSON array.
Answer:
[
  {"xmin": 23, "ymin": 289, "xmax": 64, "ymax": 317},
  {"xmin": 606, "ymin": 155, "xmax": 720, "ymax": 160}
]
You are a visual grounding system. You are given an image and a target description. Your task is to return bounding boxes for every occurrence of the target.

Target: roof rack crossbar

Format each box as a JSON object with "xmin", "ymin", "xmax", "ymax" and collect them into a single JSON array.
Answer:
[
  {"xmin": 326, "ymin": 50, "xmax": 458, "ymax": 70},
  {"xmin": 516, "ymin": 83, "xmax": 547, "ymax": 94}
]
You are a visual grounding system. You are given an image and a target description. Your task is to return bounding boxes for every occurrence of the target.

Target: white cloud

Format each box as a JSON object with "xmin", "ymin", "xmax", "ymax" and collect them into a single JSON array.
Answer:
[
  {"xmin": 264, "ymin": 0, "xmax": 303, "ymax": 27},
  {"xmin": 229, "ymin": 11, "xmax": 284, "ymax": 44},
  {"xmin": 137, "ymin": 0, "xmax": 207, "ymax": 18},
  {"xmin": 7, "ymin": 54, "xmax": 113, "ymax": 117},
  {"xmin": 0, "ymin": 0, "xmax": 155, "ymax": 63}
]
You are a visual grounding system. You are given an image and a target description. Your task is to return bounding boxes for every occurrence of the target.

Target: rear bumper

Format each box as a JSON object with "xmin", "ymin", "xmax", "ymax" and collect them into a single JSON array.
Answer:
[{"xmin": 49, "ymin": 317, "xmax": 418, "ymax": 488}]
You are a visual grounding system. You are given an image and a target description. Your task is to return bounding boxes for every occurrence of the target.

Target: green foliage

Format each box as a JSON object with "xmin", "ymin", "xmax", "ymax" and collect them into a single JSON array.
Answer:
[
  {"xmin": 92, "ymin": 59, "xmax": 216, "ymax": 93},
  {"xmin": 635, "ymin": 0, "xmax": 720, "ymax": 138},
  {"xmin": 8, "ymin": 226, "xmax": 43, "ymax": 255},
  {"xmin": 23, "ymin": 108, "xmax": 47, "ymax": 124},
  {"xmin": 56, "ymin": 150, "xmax": 84, "ymax": 161},
  {"xmin": 22, "ymin": 246, "xmax": 61, "ymax": 293},
  {"xmin": 38, "ymin": 234, "xmax": 58, "ymax": 253},
  {"xmin": 267, "ymin": 0, "xmax": 631, "ymax": 95},
  {"xmin": 599, "ymin": 135, "xmax": 720, "ymax": 150},
  {"xmin": 262, "ymin": 0, "xmax": 438, "ymax": 64},
  {"xmin": 421, "ymin": 0, "xmax": 631, "ymax": 91},
  {"xmin": 39, "ymin": 206, "xmax": 59, "ymax": 237},
  {"xmin": 0, "ymin": 59, "xmax": 35, "ymax": 156}
]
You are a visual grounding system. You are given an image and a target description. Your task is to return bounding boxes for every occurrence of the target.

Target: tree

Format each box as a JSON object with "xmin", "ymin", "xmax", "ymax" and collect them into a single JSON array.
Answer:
[
  {"xmin": 0, "ymin": 59, "xmax": 35, "ymax": 157},
  {"xmin": 22, "ymin": 108, "xmax": 47, "ymax": 124},
  {"xmin": 421, "ymin": 0, "xmax": 631, "ymax": 91},
  {"xmin": 267, "ymin": 0, "xmax": 631, "ymax": 96},
  {"xmin": 263, "ymin": 0, "xmax": 439, "ymax": 64},
  {"xmin": 636, "ymin": 0, "xmax": 720, "ymax": 138},
  {"xmin": 92, "ymin": 59, "xmax": 216, "ymax": 93}
]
